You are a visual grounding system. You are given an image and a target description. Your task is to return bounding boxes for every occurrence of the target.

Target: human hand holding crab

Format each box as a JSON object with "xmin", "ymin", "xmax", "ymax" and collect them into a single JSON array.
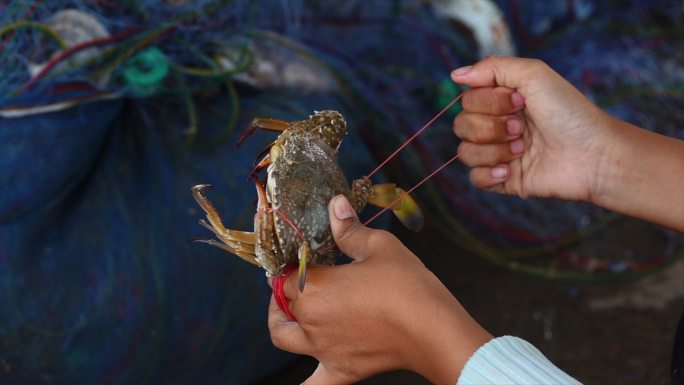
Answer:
[{"xmin": 267, "ymin": 195, "xmax": 492, "ymax": 385}]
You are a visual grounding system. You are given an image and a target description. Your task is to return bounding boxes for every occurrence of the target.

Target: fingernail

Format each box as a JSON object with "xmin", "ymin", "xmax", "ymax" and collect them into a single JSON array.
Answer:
[
  {"xmin": 333, "ymin": 195, "xmax": 355, "ymax": 220},
  {"xmin": 491, "ymin": 165, "xmax": 508, "ymax": 179},
  {"xmin": 451, "ymin": 65, "xmax": 473, "ymax": 77},
  {"xmin": 510, "ymin": 139, "xmax": 524, "ymax": 154},
  {"xmin": 511, "ymin": 92, "xmax": 525, "ymax": 108},
  {"xmin": 506, "ymin": 119, "xmax": 522, "ymax": 136}
]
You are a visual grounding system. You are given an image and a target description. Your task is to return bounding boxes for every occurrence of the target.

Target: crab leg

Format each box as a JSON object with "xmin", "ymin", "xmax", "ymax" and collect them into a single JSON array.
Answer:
[
  {"xmin": 191, "ymin": 184, "xmax": 260, "ymax": 266},
  {"xmin": 249, "ymin": 144, "xmax": 274, "ymax": 177},
  {"xmin": 198, "ymin": 220, "xmax": 256, "ymax": 254},
  {"xmin": 348, "ymin": 177, "xmax": 423, "ymax": 230},
  {"xmin": 348, "ymin": 178, "xmax": 373, "ymax": 213},
  {"xmin": 250, "ymin": 152, "xmax": 271, "ymax": 176},
  {"xmin": 237, "ymin": 117, "xmax": 290, "ymax": 147},
  {"xmin": 253, "ymin": 176, "xmax": 311, "ymax": 291},
  {"xmin": 367, "ymin": 183, "xmax": 424, "ymax": 232},
  {"xmin": 253, "ymin": 176, "xmax": 284, "ymax": 275},
  {"xmin": 191, "ymin": 238, "xmax": 260, "ymax": 266},
  {"xmin": 191, "ymin": 185, "xmax": 256, "ymax": 243}
]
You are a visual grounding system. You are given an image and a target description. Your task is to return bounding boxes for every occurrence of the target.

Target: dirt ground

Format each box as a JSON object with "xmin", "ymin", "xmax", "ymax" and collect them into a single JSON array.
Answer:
[{"xmin": 256, "ymin": 222, "xmax": 684, "ymax": 385}]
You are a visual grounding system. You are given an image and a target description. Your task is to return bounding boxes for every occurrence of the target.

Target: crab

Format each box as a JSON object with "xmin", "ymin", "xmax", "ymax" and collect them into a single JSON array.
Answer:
[{"xmin": 191, "ymin": 110, "xmax": 423, "ymax": 291}]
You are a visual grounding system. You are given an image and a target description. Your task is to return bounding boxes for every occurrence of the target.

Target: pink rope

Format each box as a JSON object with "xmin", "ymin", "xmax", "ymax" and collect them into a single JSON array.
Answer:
[
  {"xmin": 366, "ymin": 93, "xmax": 462, "ymax": 179},
  {"xmin": 364, "ymin": 152, "xmax": 460, "ymax": 226}
]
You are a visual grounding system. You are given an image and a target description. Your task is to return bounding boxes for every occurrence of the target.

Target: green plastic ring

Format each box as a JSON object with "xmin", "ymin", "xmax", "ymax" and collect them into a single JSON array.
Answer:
[{"xmin": 122, "ymin": 47, "xmax": 170, "ymax": 94}]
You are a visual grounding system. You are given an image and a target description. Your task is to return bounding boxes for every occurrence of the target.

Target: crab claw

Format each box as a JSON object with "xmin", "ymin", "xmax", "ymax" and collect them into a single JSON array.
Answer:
[
  {"xmin": 192, "ymin": 183, "xmax": 213, "ymax": 192},
  {"xmin": 236, "ymin": 123, "xmax": 257, "ymax": 148},
  {"xmin": 246, "ymin": 145, "xmax": 273, "ymax": 180},
  {"xmin": 391, "ymin": 189, "xmax": 423, "ymax": 232},
  {"xmin": 189, "ymin": 236, "xmax": 211, "ymax": 244},
  {"xmin": 237, "ymin": 117, "xmax": 290, "ymax": 148},
  {"xmin": 368, "ymin": 184, "xmax": 424, "ymax": 232}
]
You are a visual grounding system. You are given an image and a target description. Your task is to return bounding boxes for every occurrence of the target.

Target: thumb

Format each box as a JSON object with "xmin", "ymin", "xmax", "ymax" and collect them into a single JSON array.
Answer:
[
  {"xmin": 302, "ymin": 362, "xmax": 347, "ymax": 385},
  {"xmin": 450, "ymin": 56, "xmax": 542, "ymax": 89},
  {"xmin": 328, "ymin": 194, "xmax": 374, "ymax": 262}
]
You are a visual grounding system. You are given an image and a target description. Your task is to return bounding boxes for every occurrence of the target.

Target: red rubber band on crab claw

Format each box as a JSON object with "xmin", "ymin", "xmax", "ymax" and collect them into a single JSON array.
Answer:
[{"xmin": 272, "ymin": 265, "xmax": 297, "ymax": 321}]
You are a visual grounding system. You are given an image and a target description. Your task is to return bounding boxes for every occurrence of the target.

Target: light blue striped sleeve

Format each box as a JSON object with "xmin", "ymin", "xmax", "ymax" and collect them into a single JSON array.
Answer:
[{"xmin": 457, "ymin": 336, "xmax": 582, "ymax": 385}]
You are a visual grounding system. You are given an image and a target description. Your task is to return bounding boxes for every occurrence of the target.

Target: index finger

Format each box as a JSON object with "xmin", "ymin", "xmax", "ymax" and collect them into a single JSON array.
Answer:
[{"xmin": 451, "ymin": 56, "xmax": 545, "ymax": 89}]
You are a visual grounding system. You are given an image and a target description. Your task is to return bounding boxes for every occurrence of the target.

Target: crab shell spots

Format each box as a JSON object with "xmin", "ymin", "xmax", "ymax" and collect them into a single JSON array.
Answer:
[{"xmin": 311, "ymin": 110, "xmax": 346, "ymax": 151}]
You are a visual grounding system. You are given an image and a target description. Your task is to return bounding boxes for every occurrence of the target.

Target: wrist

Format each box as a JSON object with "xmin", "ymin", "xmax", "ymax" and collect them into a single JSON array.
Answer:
[
  {"xmin": 586, "ymin": 114, "xmax": 627, "ymax": 207},
  {"xmin": 588, "ymin": 117, "xmax": 684, "ymax": 230},
  {"xmin": 406, "ymin": 298, "xmax": 493, "ymax": 385}
]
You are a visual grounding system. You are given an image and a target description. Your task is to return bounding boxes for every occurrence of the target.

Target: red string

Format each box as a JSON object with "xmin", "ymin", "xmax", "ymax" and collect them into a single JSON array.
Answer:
[
  {"xmin": 366, "ymin": 93, "xmax": 462, "ymax": 179},
  {"xmin": 256, "ymin": 207, "xmax": 306, "ymax": 242},
  {"xmin": 272, "ymin": 265, "xmax": 297, "ymax": 321}
]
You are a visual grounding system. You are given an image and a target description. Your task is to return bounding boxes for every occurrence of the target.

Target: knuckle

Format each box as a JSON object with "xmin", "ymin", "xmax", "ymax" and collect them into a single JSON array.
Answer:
[
  {"xmin": 455, "ymin": 113, "xmax": 481, "ymax": 140},
  {"xmin": 456, "ymin": 141, "xmax": 468, "ymax": 157},
  {"xmin": 526, "ymin": 58, "xmax": 548, "ymax": 76},
  {"xmin": 367, "ymin": 229, "xmax": 390, "ymax": 245},
  {"xmin": 335, "ymin": 221, "xmax": 359, "ymax": 243},
  {"xmin": 481, "ymin": 55, "xmax": 498, "ymax": 66},
  {"xmin": 468, "ymin": 169, "xmax": 483, "ymax": 187},
  {"xmin": 365, "ymin": 229, "xmax": 398, "ymax": 253},
  {"xmin": 528, "ymin": 58, "xmax": 545, "ymax": 69},
  {"xmin": 340, "ymin": 366, "xmax": 362, "ymax": 380},
  {"xmin": 270, "ymin": 332, "xmax": 285, "ymax": 349},
  {"xmin": 452, "ymin": 114, "xmax": 468, "ymax": 137},
  {"xmin": 460, "ymin": 91, "xmax": 473, "ymax": 111},
  {"xmin": 457, "ymin": 142, "xmax": 476, "ymax": 166},
  {"xmin": 310, "ymin": 336, "xmax": 331, "ymax": 353},
  {"xmin": 373, "ymin": 229, "xmax": 397, "ymax": 243}
]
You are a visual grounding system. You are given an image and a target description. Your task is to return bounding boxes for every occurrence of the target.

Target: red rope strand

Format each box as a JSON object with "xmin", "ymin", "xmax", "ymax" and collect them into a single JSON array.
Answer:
[{"xmin": 256, "ymin": 207, "xmax": 306, "ymax": 242}]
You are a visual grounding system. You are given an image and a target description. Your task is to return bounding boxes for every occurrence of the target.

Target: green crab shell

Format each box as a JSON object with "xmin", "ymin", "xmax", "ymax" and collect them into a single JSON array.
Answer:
[{"xmin": 261, "ymin": 132, "xmax": 352, "ymax": 276}]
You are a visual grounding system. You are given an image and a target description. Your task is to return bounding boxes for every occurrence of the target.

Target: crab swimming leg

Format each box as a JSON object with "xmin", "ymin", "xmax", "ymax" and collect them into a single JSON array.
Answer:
[
  {"xmin": 191, "ymin": 184, "xmax": 259, "ymax": 266},
  {"xmin": 252, "ymin": 176, "xmax": 285, "ymax": 277},
  {"xmin": 237, "ymin": 117, "xmax": 290, "ymax": 147},
  {"xmin": 352, "ymin": 179, "xmax": 424, "ymax": 232}
]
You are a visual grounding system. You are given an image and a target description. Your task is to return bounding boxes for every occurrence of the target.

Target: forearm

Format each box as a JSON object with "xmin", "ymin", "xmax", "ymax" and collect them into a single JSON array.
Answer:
[
  {"xmin": 410, "ymin": 303, "xmax": 493, "ymax": 385},
  {"xmin": 592, "ymin": 116, "xmax": 684, "ymax": 232}
]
